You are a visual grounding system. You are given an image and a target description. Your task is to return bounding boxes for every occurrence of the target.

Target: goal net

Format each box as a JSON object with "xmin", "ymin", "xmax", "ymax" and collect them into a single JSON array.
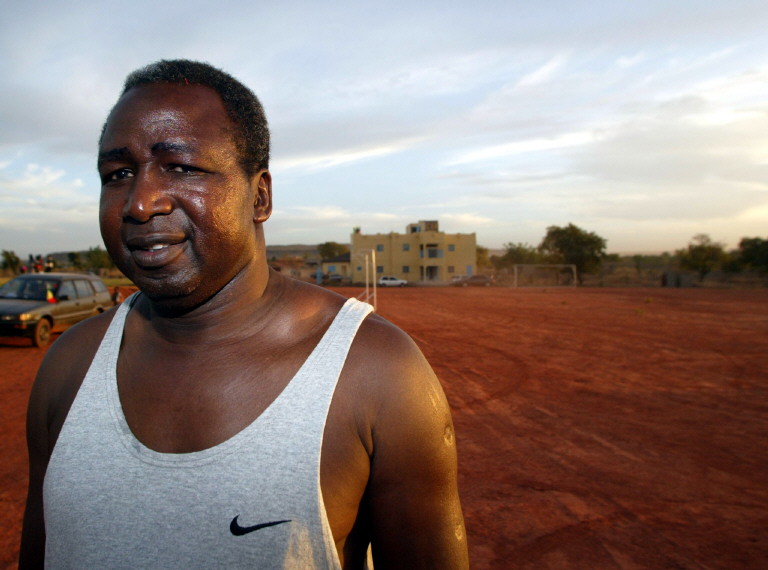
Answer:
[{"xmin": 512, "ymin": 264, "xmax": 577, "ymax": 287}]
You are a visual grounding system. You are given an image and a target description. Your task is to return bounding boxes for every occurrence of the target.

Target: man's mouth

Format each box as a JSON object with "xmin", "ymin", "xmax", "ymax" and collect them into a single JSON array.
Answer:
[{"xmin": 125, "ymin": 234, "xmax": 186, "ymax": 268}]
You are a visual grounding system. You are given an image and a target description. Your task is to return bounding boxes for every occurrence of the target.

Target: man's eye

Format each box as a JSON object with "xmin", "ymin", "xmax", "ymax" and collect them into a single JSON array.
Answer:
[
  {"xmin": 104, "ymin": 168, "xmax": 133, "ymax": 182},
  {"xmin": 168, "ymin": 164, "xmax": 200, "ymax": 174}
]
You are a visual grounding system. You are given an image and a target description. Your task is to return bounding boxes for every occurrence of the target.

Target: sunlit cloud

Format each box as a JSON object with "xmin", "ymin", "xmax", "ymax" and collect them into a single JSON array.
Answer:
[
  {"xmin": 273, "ymin": 141, "xmax": 417, "ymax": 172},
  {"xmin": 449, "ymin": 131, "xmax": 598, "ymax": 165}
]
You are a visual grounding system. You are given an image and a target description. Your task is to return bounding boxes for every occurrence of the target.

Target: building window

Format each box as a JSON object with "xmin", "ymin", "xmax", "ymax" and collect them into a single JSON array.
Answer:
[
  {"xmin": 376, "ymin": 265, "xmax": 384, "ymax": 273},
  {"xmin": 448, "ymin": 244, "xmax": 455, "ymax": 252},
  {"xmin": 376, "ymin": 244, "xmax": 384, "ymax": 252},
  {"xmin": 328, "ymin": 265, "xmax": 336, "ymax": 272},
  {"xmin": 402, "ymin": 243, "xmax": 410, "ymax": 251},
  {"xmin": 357, "ymin": 266, "xmax": 362, "ymax": 271},
  {"xmin": 448, "ymin": 266, "xmax": 455, "ymax": 273},
  {"xmin": 403, "ymin": 266, "xmax": 410, "ymax": 273}
]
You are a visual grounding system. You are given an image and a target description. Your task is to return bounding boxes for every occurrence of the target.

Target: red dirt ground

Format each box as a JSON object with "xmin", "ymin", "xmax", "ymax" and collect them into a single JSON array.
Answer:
[{"xmin": 1, "ymin": 286, "xmax": 767, "ymax": 568}]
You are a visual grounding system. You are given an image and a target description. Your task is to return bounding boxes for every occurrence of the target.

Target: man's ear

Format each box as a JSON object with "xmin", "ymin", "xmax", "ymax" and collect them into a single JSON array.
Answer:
[{"xmin": 253, "ymin": 170, "xmax": 272, "ymax": 224}]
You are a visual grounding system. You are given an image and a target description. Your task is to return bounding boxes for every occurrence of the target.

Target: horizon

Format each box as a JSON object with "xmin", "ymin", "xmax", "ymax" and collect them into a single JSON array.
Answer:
[{"xmin": 2, "ymin": 1, "xmax": 766, "ymax": 258}]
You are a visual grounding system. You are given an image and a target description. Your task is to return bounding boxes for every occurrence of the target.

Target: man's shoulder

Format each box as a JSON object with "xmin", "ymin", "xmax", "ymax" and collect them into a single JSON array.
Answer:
[
  {"xmin": 30, "ymin": 307, "xmax": 118, "ymax": 431},
  {"xmin": 344, "ymin": 308, "xmax": 437, "ymax": 408}
]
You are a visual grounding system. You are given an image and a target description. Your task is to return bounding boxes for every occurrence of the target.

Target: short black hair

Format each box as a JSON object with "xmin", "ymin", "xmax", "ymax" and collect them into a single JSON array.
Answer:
[{"xmin": 102, "ymin": 59, "xmax": 269, "ymax": 174}]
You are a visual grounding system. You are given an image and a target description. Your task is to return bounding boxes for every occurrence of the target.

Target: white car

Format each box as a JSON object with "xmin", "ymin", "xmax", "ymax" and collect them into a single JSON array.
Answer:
[{"xmin": 377, "ymin": 276, "xmax": 407, "ymax": 287}]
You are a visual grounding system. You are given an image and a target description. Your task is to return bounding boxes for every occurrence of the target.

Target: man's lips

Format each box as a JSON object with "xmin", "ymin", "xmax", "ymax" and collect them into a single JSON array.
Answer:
[{"xmin": 125, "ymin": 233, "xmax": 187, "ymax": 268}]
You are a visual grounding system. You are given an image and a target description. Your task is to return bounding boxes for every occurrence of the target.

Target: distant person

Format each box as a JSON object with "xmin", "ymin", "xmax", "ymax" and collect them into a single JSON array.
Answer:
[{"xmin": 20, "ymin": 59, "xmax": 467, "ymax": 569}]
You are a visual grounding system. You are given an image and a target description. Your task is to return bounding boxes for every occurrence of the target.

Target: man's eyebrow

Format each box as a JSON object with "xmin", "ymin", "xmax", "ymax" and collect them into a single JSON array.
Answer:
[
  {"xmin": 151, "ymin": 141, "xmax": 196, "ymax": 154},
  {"xmin": 97, "ymin": 147, "xmax": 130, "ymax": 167}
]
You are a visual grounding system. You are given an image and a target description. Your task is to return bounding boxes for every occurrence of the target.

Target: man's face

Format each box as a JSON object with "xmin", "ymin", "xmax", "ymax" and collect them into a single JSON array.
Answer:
[{"xmin": 98, "ymin": 83, "xmax": 269, "ymax": 307}]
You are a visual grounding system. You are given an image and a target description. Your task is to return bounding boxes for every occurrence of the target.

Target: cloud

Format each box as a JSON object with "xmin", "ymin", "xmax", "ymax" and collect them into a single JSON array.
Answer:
[
  {"xmin": 273, "ymin": 141, "xmax": 417, "ymax": 172},
  {"xmin": 516, "ymin": 53, "xmax": 570, "ymax": 87},
  {"xmin": 449, "ymin": 131, "xmax": 597, "ymax": 165}
]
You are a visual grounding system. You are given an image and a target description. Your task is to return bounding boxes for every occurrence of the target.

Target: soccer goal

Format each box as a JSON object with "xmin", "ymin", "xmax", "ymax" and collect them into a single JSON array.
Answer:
[{"xmin": 512, "ymin": 264, "xmax": 577, "ymax": 287}]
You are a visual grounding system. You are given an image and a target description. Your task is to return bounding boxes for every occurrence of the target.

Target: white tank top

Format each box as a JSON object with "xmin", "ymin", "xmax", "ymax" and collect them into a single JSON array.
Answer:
[{"xmin": 44, "ymin": 294, "xmax": 373, "ymax": 569}]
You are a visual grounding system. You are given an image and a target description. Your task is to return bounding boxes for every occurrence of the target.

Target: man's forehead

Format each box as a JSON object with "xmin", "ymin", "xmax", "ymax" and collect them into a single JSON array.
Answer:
[
  {"xmin": 102, "ymin": 83, "xmax": 234, "ymax": 144},
  {"xmin": 109, "ymin": 83, "xmax": 227, "ymax": 124}
]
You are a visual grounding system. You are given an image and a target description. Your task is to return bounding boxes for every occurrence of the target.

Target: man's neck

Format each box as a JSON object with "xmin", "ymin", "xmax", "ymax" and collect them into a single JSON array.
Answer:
[{"xmin": 136, "ymin": 258, "xmax": 286, "ymax": 347}]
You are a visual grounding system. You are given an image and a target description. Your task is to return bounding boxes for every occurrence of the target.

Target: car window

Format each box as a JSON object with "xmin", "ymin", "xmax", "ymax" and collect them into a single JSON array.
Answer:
[
  {"xmin": 19, "ymin": 279, "xmax": 50, "ymax": 301},
  {"xmin": 91, "ymin": 279, "xmax": 108, "ymax": 293},
  {"xmin": 58, "ymin": 281, "xmax": 77, "ymax": 300},
  {"xmin": 0, "ymin": 278, "xmax": 25, "ymax": 298},
  {"xmin": 74, "ymin": 280, "xmax": 94, "ymax": 298}
]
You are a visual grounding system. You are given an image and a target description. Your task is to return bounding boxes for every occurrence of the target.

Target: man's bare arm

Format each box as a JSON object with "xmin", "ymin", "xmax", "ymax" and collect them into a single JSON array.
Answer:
[{"xmin": 355, "ymin": 319, "xmax": 469, "ymax": 568}]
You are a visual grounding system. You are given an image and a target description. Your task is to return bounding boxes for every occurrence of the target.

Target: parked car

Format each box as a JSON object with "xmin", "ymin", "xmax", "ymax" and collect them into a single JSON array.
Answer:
[
  {"xmin": 377, "ymin": 275, "xmax": 407, "ymax": 287},
  {"xmin": 323, "ymin": 273, "xmax": 351, "ymax": 285},
  {"xmin": 0, "ymin": 273, "xmax": 113, "ymax": 347},
  {"xmin": 451, "ymin": 274, "xmax": 494, "ymax": 287}
]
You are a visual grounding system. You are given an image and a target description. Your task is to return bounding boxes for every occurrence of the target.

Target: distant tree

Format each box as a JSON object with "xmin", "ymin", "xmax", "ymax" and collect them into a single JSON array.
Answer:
[
  {"xmin": 68, "ymin": 251, "xmax": 84, "ymax": 270},
  {"xmin": 476, "ymin": 246, "xmax": 491, "ymax": 270},
  {"xmin": 317, "ymin": 241, "xmax": 349, "ymax": 260},
  {"xmin": 677, "ymin": 234, "xmax": 726, "ymax": 281},
  {"xmin": 738, "ymin": 237, "xmax": 768, "ymax": 273},
  {"xmin": 538, "ymin": 224, "xmax": 607, "ymax": 283},
  {"xmin": 86, "ymin": 246, "xmax": 114, "ymax": 272},
  {"xmin": 2, "ymin": 250, "xmax": 21, "ymax": 274},
  {"xmin": 500, "ymin": 242, "xmax": 542, "ymax": 267}
]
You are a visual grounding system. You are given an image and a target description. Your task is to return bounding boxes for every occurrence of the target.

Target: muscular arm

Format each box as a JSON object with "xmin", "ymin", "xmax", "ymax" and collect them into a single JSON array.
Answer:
[
  {"xmin": 19, "ymin": 312, "xmax": 113, "ymax": 569},
  {"xmin": 350, "ymin": 318, "xmax": 469, "ymax": 568}
]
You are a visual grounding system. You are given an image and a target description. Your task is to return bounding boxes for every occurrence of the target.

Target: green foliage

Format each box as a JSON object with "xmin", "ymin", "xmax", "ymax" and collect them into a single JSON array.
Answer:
[
  {"xmin": 505, "ymin": 242, "xmax": 542, "ymax": 265},
  {"xmin": 68, "ymin": 251, "xmax": 84, "ymax": 270},
  {"xmin": 476, "ymin": 246, "xmax": 491, "ymax": 269},
  {"xmin": 538, "ymin": 224, "xmax": 607, "ymax": 283},
  {"xmin": 677, "ymin": 234, "xmax": 726, "ymax": 281},
  {"xmin": 738, "ymin": 237, "xmax": 768, "ymax": 273},
  {"xmin": 317, "ymin": 241, "xmax": 349, "ymax": 260},
  {"xmin": 2, "ymin": 250, "xmax": 21, "ymax": 274},
  {"xmin": 86, "ymin": 246, "xmax": 114, "ymax": 272}
]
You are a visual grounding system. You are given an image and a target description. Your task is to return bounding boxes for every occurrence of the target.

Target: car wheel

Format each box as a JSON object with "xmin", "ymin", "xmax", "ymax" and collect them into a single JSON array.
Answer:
[{"xmin": 33, "ymin": 318, "xmax": 52, "ymax": 348}]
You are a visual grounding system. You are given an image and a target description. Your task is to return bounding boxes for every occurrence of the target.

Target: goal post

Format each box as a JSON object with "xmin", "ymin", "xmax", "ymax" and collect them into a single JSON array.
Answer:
[{"xmin": 512, "ymin": 264, "xmax": 577, "ymax": 287}]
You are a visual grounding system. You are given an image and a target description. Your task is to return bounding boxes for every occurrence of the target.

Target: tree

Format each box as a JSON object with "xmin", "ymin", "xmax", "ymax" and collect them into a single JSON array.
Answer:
[
  {"xmin": 738, "ymin": 237, "xmax": 768, "ymax": 273},
  {"xmin": 538, "ymin": 224, "xmax": 607, "ymax": 283},
  {"xmin": 2, "ymin": 250, "xmax": 21, "ymax": 274},
  {"xmin": 86, "ymin": 246, "xmax": 114, "ymax": 273},
  {"xmin": 677, "ymin": 234, "xmax": 726, "ymax": 281},
  {"xmin": 476, "ymin": 246, "xmax": 491, "ymax": 270},
  {"xmin": 502, "ymin": 242, "xmax": 542, "ymax": 266},
  {"xmin": 317, "ymin": 241, "xmax": 349, "ymax": 260},
  {"xmin": 68, "ymin": 251, "xmax": 84, "ymax": 270}
]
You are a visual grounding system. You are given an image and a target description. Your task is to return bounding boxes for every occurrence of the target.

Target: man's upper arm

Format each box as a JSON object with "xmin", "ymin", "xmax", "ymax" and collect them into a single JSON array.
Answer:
[
  {"xmin": 19, "ymin": 312, "xmax": 113, "ymax": 568},
  {"xmin": 357, "ymin": 319, "xmax": 468, "ymax": 568}
]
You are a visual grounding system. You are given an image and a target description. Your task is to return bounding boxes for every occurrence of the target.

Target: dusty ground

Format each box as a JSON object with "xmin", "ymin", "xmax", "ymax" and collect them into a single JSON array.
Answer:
[{"xmin": 1, "ymin": 286, "xmax": 767, "ymax": 568}]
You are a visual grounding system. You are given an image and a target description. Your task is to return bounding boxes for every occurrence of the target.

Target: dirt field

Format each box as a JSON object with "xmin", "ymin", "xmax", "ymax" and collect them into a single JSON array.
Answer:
[{"xmin": 1, "ymin": 286, "xmax": 767, "ymax": 568}]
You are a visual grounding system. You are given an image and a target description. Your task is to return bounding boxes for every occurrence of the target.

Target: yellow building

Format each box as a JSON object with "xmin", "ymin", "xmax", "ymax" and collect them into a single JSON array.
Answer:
[{"xmin": 350, "ymin": 220, "xmax": 476, "ymax": 284}]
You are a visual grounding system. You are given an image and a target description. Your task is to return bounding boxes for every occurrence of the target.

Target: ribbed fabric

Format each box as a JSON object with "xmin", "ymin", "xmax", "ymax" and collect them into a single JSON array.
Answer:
[{"xmin": 44, "ymin": 294, "xmax": 373, "ymax": 569}]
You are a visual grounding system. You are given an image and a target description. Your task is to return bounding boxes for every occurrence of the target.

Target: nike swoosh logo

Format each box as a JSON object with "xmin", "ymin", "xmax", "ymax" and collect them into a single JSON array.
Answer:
[{"xmin": 230, "ymin": 515, "xmax": 291, "ymax": 536}]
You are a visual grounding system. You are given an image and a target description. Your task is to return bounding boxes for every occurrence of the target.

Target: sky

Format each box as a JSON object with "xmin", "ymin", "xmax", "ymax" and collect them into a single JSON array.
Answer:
[{"xmin": 1, "ymin": 0, "xmax": 767, "ymax": 259}]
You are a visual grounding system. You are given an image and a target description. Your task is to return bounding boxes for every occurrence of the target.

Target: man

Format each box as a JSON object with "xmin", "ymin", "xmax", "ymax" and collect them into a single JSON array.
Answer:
[{"xmin": 20, "ymin": 60, "xmax": 467, "ymax": 569}]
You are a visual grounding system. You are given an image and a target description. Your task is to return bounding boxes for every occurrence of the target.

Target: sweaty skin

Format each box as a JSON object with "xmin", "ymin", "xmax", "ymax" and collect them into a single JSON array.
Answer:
[{"xmin": 20, "ymin": 84, "xmax": 468, "ymax": 569}]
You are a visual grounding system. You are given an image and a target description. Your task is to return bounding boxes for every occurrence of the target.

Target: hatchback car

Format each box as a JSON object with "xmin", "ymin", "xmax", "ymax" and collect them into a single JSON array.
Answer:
[
  {"xmin": 377, "ymin": 275, "xmax": 407, "ymax": 287},
  {"xmin": 0, "ymin": 273, "xmax": 113, "ymax": 347}
]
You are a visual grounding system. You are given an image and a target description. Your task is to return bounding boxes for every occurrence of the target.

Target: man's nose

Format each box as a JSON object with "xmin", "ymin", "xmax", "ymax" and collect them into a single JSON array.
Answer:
[{"xmin": 122, "ymin": 172, "xmax": 173, "ymax": 222}]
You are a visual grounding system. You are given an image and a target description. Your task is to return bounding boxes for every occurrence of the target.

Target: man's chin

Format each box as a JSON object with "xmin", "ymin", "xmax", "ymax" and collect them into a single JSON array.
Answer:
[{"xmin": 129, "ymin": 272, "xmax": 203, "ymax": 312}]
